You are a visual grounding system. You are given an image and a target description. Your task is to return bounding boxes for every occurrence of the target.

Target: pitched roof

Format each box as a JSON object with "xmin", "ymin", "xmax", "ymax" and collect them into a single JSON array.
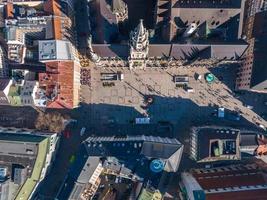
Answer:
[
  {"xmin": 170, "ymin": 44, "xmax": 211, "ymax": 60},
  {"xmin": 92, "ymin": 44, "xmax": 129, "ymax": 58},
  {"xmin": 0, "ymin": 79, "xmax": 10, "ymax": 91},
  {"xmin": 211, "ymin": 44, "xmax": 247, "ymax": 59},
  {"xmin": 148, "ymin": 44, "xmax": 171, "ymax": 57},
  {"xmin": 85, "ymin": 135, "xmax": 183, "ymax": 172},
  {"xmin": 92, "ymin": 43, "xmax": 247, "ymax": 60},
  {"xmin": 85, "ymin": 135, "xmax": 182, "ymax": 158}
]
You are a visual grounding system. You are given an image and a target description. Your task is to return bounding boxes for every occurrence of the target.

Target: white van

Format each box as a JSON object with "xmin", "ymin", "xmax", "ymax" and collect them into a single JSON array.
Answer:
[{"xmin": 80, "ymin": 127, "xmax": 86, "ymax": 136}]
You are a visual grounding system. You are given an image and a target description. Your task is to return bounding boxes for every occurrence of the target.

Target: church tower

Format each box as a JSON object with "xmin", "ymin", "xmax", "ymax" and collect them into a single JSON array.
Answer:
[{"xmin": 128, "ymin": 19, "xmax": 149, "ymax": 70}]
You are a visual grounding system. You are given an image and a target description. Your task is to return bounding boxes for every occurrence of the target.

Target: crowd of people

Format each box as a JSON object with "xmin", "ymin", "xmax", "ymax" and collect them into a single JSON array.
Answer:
[{"xmin": 80, "ymin": 68, "xmax": 91, "ymax": 86}]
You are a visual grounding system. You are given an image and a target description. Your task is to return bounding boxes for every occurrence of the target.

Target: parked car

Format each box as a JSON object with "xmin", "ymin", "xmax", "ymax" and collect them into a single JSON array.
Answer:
[
  {"xmin": 258, "ymin": 124, "xmax": 266, "ymax": 131},
  {"xmin": 80, "ymin": 127, "xmax": 86, "ymax": 136},
  {"xmin": 246, "ymin": 105, "xmax": 254, "ymax": 109}
]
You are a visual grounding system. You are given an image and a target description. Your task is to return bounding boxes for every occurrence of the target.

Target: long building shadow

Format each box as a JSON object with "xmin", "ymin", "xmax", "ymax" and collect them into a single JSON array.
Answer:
[
  {"xmin": 24, "ymin": 93, "xmax": 265, "ymax": 199},
  {"xmin": 71, "ymin": 94, "xmax": 263, "ymax": 140},
  {"xmin": 209, "ymin": 62, "xmax": 239, "ymax": 90},
  {"xmin": 53, "ymin": 95, "xmax": 265, "ymax": 200},
  {"xmin": 0, "ymin": 93, "xmax": 263, "ymax": 134},
  {"xmin": 209, "ymin": 63, "xmax": 267, "ymax": 118},
  {"xmin": 0, "ymin": 105, "xmax": 39, "ymax": 128}
]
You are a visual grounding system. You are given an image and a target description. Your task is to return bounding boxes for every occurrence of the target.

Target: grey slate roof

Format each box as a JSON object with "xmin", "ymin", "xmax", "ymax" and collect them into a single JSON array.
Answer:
[
  {"xmin": 85, "ymin": 135, "xmax": 183, "ymax": 172},
  {"xmin": 141, "ymin": 141, "xmax": 181, "ymax": 159},
  {"xmin": 193, "ymin": 127, "xmax": 240, "ymax": 160},
  {"xmin": 148, "ymin": 44, "xmax": 171, "ymax": 58},
  {"xmin": 211, "ymin": 44, "xmax": 247, "ymax": 59},
  {"xmin": 170, "ymin": 44, "xmax": 211, "ymax": 60},
  {"xmin": 240, "ymin": 133, "xmax": 258, "ymax": 147},
  {"xmin": 92, "ymin": 43, "xmax": 247, "ymax": 60},
  {"xmin": 100, "ymin": 0, "xmax": 117, "ymax": 25},
  {"xmin": 92, "ymin": 44, "xmax": 129, "ymax": 58}
]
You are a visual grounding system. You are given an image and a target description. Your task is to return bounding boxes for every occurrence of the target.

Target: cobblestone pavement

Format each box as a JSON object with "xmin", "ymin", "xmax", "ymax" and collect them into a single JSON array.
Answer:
[{"xmin": 80, "ymin": 64, "xmax": 267, "ymax": 134}]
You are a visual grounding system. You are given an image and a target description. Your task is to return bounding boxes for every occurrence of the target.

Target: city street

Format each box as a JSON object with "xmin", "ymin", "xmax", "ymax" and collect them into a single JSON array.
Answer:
[{"xmin": 36, "ymin": 127, "xmax": 84, "ymax": 199}]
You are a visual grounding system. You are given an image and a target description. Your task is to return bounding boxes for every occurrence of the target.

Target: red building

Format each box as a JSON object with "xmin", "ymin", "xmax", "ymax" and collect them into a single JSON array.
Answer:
[
  {"xmin": 181, "ymin": 162, "xmax": 267, "ymax": 200},
  {"xmin": 236, "ymin": 5, "xmax": 267, "ymax": 92},
  {"xmin": 39, "ymin": 61, "xmax": 76, "ymax": 109},
  {"xmin": 38, "ymin": 0, "xmax": 80, "ymax": 109}
]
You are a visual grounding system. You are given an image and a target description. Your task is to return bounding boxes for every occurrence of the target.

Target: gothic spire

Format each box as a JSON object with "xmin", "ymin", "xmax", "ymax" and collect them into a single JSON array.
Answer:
[{"xmin": 136, "ymin": 19, "xmax": 145, "ymax": 38}]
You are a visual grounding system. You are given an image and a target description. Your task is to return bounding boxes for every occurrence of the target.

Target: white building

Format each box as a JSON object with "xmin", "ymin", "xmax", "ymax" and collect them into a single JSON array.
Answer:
[
  {"xmin": 19, "ymin": 80, "xmax": 38, "ymax": 106},
  {"xmin": 38, "ymin": 40, "xmax": 74, "ymax": 61}
]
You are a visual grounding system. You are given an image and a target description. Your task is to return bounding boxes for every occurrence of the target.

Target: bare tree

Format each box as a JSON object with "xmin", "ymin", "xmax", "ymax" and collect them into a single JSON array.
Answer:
[{"xmin": 35, "ymin": 111, "xmax": 66, "ymax": 133}]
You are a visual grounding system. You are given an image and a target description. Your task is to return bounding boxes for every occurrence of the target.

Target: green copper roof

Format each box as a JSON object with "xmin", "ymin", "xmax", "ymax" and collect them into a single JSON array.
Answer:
[
  {"xmin": 205, "ymin": 73, "xmax": 215, "ymax": 83},
  {"xmin": 15, "ymin": 138, "xmax": 49, "ymax": 200},
  {"xmin": 8, "ymin": 85, "xmax": 21, "ymax": 105}
]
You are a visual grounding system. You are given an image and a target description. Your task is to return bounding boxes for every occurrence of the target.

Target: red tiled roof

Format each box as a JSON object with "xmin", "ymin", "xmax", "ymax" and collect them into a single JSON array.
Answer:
[
  {"xmin": 53, "ymin": 17, "xmax": 62, "ymax": 40},
  {"xmin": 192, "ymin": 166, "xmax": 267, "ymax": 190},
  {"xmin": 206, "ymin": 189, "xmax": 267, "ymax": 200},
  {"xmin": 44, "ymin": 0, "xmax": 61, "ymax": 16},
  {"xmin": 6, "ymin": 3, "xmax": 14, "ymax": 19},
  {"xmin": 39, "ymin": 61, "xmax": 74, "ymax": 109},
  {"xmin": 47, "ymin": 97, "xmax": 73, "ymax": 109},
  {"xmin": 193, "ymin": 168, "xmax": 260, "ymax": 179},
  {"xmin": 44, "ymin": 0, "xmax": 63, "ymax": 40},
  {"xmin": 197, "ymin": 173, "xmax": 266, "ymax": 190},
  {"xmin": 47, "ymin": 100, "xmax": 66, "ymax": 109}
]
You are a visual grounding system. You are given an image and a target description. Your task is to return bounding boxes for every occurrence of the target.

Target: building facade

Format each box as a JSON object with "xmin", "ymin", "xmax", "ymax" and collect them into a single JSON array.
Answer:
[
  {"xmin": 190, "ymin": 127, "xmax": 241, "ymax": 163},
  {"xmin": 236, "ymin": 1, "xmax": 267, "ymax": 92},
  {"xmin": 0, "ymin": 45, "xmax": 8, "ymax": 77}
]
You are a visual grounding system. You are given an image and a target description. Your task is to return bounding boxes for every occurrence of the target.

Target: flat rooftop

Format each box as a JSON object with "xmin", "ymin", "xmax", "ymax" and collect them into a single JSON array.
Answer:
[
  {"xmin": 0, "ymin": 129, "xmax": 53, "ymax": 200},
  {"xmin": 192, "ymin": 127, "xmax": 240, "ymax": 160},
  {"xmin": 0, "ymin": 141, "xmax": 38, "ymax": 157},
  {"xmin": 38, "ymin": 40, "xmax": 73, "ymax": 61}
]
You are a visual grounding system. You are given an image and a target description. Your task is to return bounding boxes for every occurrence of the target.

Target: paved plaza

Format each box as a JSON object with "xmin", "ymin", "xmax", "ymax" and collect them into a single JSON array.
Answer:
[{"xmin": 79, "ymin": 64, "xmax": 267, "ymax": 139}]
